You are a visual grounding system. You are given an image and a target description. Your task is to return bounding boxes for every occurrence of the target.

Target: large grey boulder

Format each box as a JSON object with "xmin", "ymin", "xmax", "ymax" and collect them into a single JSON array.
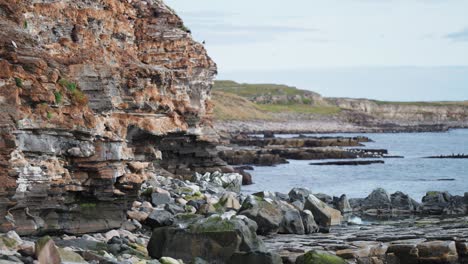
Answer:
[
  {"xmin": 421, "ymin": 191, "xmax": 451, "ymax": 215},
  {"xmin": 147, "ymin": 215, "xmax": 266, "ymax": 264},
  {"xmin": 304, "ymin": 195, "xmax": 342, "ymax": 227},
  {"xmin": 301, "ymin": 210, "xmax": 319, "ymax": 234},
  {"xmin": 238, "ymin": 195, "xmax": 283, "ymax": 235},
  {"xmin": 391, "ymin": 191, "xmax": 420, "ymax": 212},
  {"xmin": 278, "ymin": 205, "xmax": 305, "ymax": 235},
  {"xmin": 362, "ymin": 188, "xmax": 391, "ymax": 210},
  {"xmin": 289, "ymin": 188, "xmax": 312, "ymax": 203},
  {"xmin": 145, "ymin": 210, "xmax": 174, "ymax": 228}
]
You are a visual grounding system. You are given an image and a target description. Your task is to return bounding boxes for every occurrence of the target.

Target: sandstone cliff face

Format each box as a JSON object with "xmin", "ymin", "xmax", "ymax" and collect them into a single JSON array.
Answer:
[{"xmin": 0, "ymin": 0, "xmax": 227, "ymax": 235}]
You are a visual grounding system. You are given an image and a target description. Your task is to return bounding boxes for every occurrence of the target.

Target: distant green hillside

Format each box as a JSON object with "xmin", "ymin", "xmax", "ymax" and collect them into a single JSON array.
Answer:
[
  {"xmin": 212, "ymin": 80, "xmax": 468, "ymax": 121},
  {"xmin": 214, "ymin": 80, "xmax": 312, "ymax": 98},
  {"xmin": 212, "ymin": 81, "xmax": 340, "ymax": 120}
]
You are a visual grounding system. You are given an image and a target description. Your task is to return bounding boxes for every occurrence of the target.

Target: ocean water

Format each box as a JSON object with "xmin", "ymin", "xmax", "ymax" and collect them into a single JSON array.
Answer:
[{"xmin": 242, "ymin": 129, "xmax": 468, "ymax": 201}]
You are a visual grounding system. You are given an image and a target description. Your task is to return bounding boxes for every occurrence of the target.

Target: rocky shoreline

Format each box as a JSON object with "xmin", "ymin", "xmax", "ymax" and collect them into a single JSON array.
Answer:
[
  {"xmin": 2, "ymin": 171, "xmax": 468, "ymax": 264},
  {"xmin": 1, "ymin": 0, "xmax": 467, "ymax": 263}
]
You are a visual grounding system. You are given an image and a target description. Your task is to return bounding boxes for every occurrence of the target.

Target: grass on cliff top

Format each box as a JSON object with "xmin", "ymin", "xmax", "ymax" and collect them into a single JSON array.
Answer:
[
  {"xmin": 214, "ymin": 80, "xmax": 313, "ymax": 98},
  {"xmin": 212, "ymin": 91, "xmax": 274, "ymax": 121},
  {"xmin": 212, "ymin": 91, "xmax": 340, "ymax": 121}
]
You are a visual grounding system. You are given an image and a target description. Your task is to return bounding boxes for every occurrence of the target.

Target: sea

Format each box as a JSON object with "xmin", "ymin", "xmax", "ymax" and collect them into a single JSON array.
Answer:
[{"xmin": 242, "ymin": 129, "xmax": 468, "ymax": 201}]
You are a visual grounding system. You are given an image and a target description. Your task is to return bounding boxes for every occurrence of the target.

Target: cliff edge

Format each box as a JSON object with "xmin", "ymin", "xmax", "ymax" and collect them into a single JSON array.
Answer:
[{"xmin": 0, "ymin": 0, "xmax": 228, "ymax": 235}]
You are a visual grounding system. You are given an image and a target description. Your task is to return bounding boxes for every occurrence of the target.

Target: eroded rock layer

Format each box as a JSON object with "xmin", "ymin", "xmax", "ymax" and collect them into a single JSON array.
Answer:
[{"xmin": 0, "ymin": 0, "xmax": 226, "ymax": 235}]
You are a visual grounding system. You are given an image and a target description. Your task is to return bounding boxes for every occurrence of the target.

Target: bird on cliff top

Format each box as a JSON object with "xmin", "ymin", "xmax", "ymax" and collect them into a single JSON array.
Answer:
[{"xmin": 11, "ymin": 40, "xmax": 18, "ymax": 49}]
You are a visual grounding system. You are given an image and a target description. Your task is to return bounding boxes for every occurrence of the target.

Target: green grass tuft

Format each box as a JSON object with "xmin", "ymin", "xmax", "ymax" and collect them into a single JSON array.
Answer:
[
  {"xmin": 54, "ymin": 91, "xmax": 63, "ymax": 104},
  {"xmin": 59, "ymin": 79, "xmax": 77, "ymax": 91},
  {"xmin": 15, "ymin": 77, "xmax": 23, "ymax": 88},
  {"xmin": 24, "ymin": 20, "xmax": 28, "ymax": 29}
]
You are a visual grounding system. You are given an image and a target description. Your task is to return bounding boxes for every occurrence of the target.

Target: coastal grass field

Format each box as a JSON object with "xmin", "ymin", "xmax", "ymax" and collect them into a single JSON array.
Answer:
[{"xmin": 212, "ymin": 80, "xmax": 468, "ymax": 121}]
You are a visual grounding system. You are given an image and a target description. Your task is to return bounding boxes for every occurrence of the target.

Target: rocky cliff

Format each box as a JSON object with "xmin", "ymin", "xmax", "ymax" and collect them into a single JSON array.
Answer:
[{"xmin": 0, "ymin": 0, "xmax": 228, "ymax": 235}]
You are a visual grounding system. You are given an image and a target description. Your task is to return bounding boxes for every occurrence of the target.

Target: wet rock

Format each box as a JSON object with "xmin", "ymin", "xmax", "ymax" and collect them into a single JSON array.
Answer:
[
  {"xmin": 148, "ymin": 215, "xmax": 266, "ymax": 263},
  {"xmin": 295, "ymin": 250, "xmax": 346, "ymax": 264},
  {"xmin": 304, "ymin": 195, "xmax": 342, "ymax": 227}
]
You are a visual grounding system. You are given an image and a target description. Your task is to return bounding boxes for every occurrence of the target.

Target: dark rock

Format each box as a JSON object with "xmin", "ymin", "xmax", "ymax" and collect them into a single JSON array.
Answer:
[
  {"xmin": 239, "ymin": 196, "xmax": 283, "ymax": 235},
  {"xmin": 361, "ymin": 188, "xmax": 392, "ymax": 210},
  {"xmin": 289, "ymin": 188, "xmax": 312, "ymax": 203},
  {"xmin": 334, "ymin": 195, "xmax": 352, "ymax": 214},
  {"xmin": 164, "ymin": 204, "xmax": 185, "ymax": 215},
  {"xmin": 421, "ymin": 191, "xmax": 450, "ymax": 215},
  {"xmin": 187, "ymin": 200, "xmax": 207, "ymax": 210},
  {"xmin": 147, "ymin": 216, "xmax": 266, "ymax": 263},
  {"xmin": 309, "ymin": 160, "xmax": 384, "ymax": 166},
  {"xmin": 315, "ymin": 193, "xmax": 333, "ymax": 205},
  {"xmin": 301, "ymin": 210, "xmax": 319, "ymax": 234},
  {"xmin": 146, "ymin": 210, "xmax": 174, "ymax": 228},
  {"xmin": 278, "ymin": 205, "xmax": 305, "ymax": 235},
  {"xmin": 391, "ymin": 191, "xmax": 420, "ymax": 212}
]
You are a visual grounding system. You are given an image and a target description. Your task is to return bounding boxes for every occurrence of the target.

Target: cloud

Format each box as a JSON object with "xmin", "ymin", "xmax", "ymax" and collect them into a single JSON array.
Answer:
[
  {"xmin": 183, "ymin": 17, "xmax": 318, "ymax": 45},
  {"xmin": 446, "ymin": 28, "xmax": 468, "ymax": 42}
]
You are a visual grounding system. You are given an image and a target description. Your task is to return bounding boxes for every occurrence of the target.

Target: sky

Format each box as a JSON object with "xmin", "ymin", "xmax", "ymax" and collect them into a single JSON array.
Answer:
[{"xmin": 165, "ymin": 0, "xmax": 468, "ymax": 101}]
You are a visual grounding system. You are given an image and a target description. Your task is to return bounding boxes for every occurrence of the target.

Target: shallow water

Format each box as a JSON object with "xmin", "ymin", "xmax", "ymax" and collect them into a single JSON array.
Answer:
[{"xmin": 242, "ymin": 129, "xmax": 468, "ymax": 201}]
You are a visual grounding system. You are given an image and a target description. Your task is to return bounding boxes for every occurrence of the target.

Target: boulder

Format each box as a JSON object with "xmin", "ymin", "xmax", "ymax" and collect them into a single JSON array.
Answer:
[
  {"xmin": 35, "ymin": 236, "xmax": 88, "ymax": 264},
  {"xmin": 146, "ymin": 210, "xmax": 174, "ymax": 228},
  {"xmin": 417, "ymin": 241, "xmax": 458, "ymax": 263},
  {"xmin": 315, "ymin": 193, "xmax": 333, "ymax": 205},
  {"xmin": 386, "ymin": 244, "xmax": 419, "ymax": 264},
  {"xmin": 147, "ymin": 216, "xmax": 266, "ymax": 263},
  {"xmin": 218, "ymin": 192, "xmax": 241, "ymax": 211},
  {"xmin": 421, "ymin": 191, "xmax": 451, "ymax": 215},
  {"xmin": 295, "ymin": 250, "xmax": 346, "ymax": 264},
  {"xmin": 193, "ymin": 172, "xmax": 243, "ymax": 193},
  {"xmin": 334, "ymin": 195, "xmax": 352, "ymax": 213},
  {"xmin": 301, "ymin": 210, "xmax": 319, "ymax": 234},
  {"xmin": 289, "ymin": 188, "xmax": 312, "ymax": 203},
  {"xmin": 361, "ymin": 188, "xmax": 391, "ymax": 210},
  {"xmin": 278, "ymin": 203, "xmax": 305, "ymax": 235},
  {"xmin": 239, "ymin": 196, "xmax": 283, "ymax": 235},
  {"xmin": 391, "ymin": 191, "xmax": 420, "ymax": 212},
  {"xmin": 151, "ymin": 192, "xmax": 172, "ymax": 206},
  {"xmin": 304, "ymin": 195, "xmax": 342, "ymax": 227}
]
